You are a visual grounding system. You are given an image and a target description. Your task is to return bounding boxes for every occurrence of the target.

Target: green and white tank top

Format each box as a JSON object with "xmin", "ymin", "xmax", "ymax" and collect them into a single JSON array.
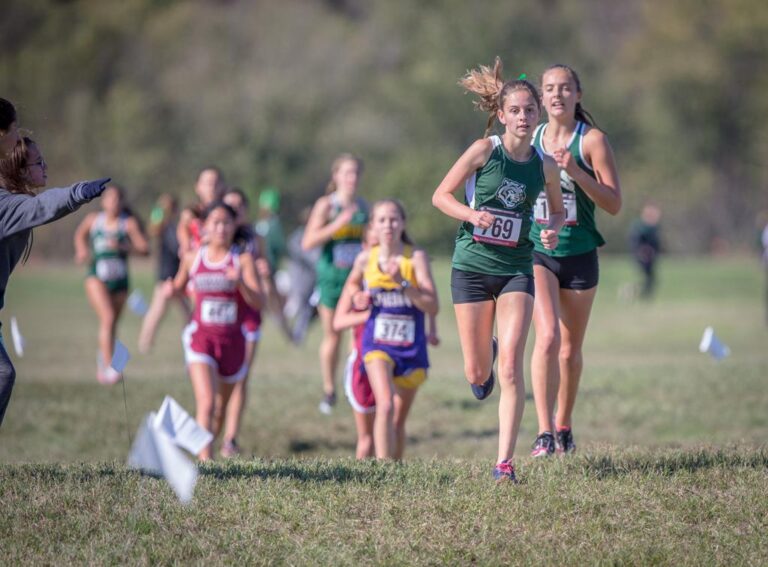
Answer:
[
  {"xmin": 88, "ymin": 212, "xmax": 129, "ymax": 284},
  {"xmin": 451, "ymin": 136, "xmax": 545, "ymax": 276},
  {"xmin": 530, "ymin": 121, "xmax": 605, "ymax": 257}
]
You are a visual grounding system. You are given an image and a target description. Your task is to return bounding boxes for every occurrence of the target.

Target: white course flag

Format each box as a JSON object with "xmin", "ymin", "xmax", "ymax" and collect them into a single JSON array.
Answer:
[
  {"xmin": 127, "ymin": 289, "xmax": 149, "ymax": 317},
  {"xmin": 10, "ymin": 316, "xmax": 25, "ymax": 357},
  {"xmin": 699, "ymin": 326, "xmax": 730, "ymax": 361},
  {"xmin": 154, "ymin": 395, "xmax": 213, "ymax": 455},
  {"xmin": 128, "ymin": 412, "xmax": 198, "ymax": 504}
]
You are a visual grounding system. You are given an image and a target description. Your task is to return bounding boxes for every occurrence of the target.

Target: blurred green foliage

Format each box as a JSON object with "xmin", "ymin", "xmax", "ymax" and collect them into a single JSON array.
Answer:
[{"xmin": 2, "ymin": 0, "xmax": 766, "ymax": 255}]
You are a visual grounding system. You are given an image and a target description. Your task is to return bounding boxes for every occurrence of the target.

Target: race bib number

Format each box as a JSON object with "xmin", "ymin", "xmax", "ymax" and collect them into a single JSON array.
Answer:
[
  {"xmin": 201, "ymin": 299, "xmax": 238, "ymax": 325},
  {"xmin": 332, "ymin": 242, "xmax": 361, "ymax": 269},
  {"xmin": 373, "ymin": 314, "xmax": 415, "ymax": 346},
  {"xmin": 95, "ymin": 258, "xmax": 127, "ymax": 282},
  {"xmin": 534, "ymin": 192, "xmax": 578, "ymax": 226},
  {"xmin": 472, "ymin": 207, "xmax": 523, "ymax": 248}
]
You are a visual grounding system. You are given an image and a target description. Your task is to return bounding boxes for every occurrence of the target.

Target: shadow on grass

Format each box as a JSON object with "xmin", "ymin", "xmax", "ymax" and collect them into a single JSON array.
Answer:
[
  {"xmin": 288, "ymin": 427, "xmax": 497, "ymax": 454},
  {"xmin": 579, "ymin": 448, "xmax": 768, "ymax": 480},
  {"xmin": 199, "ymin": 460, "xmax": 456, "ymax": 485},
  {"xmin": 288, "ymin": 438, "xmax": 356, "ymax": 454}
]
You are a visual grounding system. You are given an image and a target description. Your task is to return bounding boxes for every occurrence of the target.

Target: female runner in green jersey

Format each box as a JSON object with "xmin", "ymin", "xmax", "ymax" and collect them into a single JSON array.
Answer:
[
  {"xmin": 302, "ymin": 154, "xmax": 368, "ymax": 414},
  {"xmin": 528, "ymin": 64, "xmax": 622, "ymax": 457},
  {"xmin": 433, "ymin": 59, "xmax": 563, "ymax": 482},
  {"xmin": 74, "ymin": 184, "xmax": 149, "ymax": 384}
]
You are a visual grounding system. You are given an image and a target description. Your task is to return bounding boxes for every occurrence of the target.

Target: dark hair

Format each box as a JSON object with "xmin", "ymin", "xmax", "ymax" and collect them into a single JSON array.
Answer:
[
  {"xmin": 198, "ymin": 165, "xmax": 224, "ymax": 181},
  {"xmin": 223, "ymin": 187, "xmax": 249, "ymax": 209},
  {"xmin": 103, "ymin": 183, "xmax": 146, "ymax": 233},
  {"xmin": 541, "ymin": 64, "xmax": 597, "ymax": 127},
  {"xmin": 371, "ymin": 198, "xmax": 414, "ymax": 245},
  {"xmin": 203, "ymin": 200, "xmax": 238, "ymax": 221},
  {"xmin": 459, "ymin": 57, "xmax": 542, "ymax": 136},
  {"xmin": 0, "ymin": 136, "xmax": 37, "ymax": 195},
  {"xmin": 0, "ymin": 98, "xmax": 16, "ymax": 131}
]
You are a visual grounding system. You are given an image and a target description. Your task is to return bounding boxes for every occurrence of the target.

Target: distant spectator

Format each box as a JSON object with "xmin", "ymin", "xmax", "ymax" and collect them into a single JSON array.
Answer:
[{"xmin": 628, "ymin": 201, "xmax": 662, "ymax": 299}]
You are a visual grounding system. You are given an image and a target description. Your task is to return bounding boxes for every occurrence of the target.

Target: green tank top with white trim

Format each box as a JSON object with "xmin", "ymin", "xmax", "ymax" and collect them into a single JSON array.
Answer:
[
  {"xmin": 530, "ymin": 121, "xmax": 605, "ymax": 257},
  {"xmin": 88, "ymin": 212, "xmax": 130, "ymax": 291},
  {"xmin": 451, "ymin": 136, "xmax": 545, "ymax": 276}
]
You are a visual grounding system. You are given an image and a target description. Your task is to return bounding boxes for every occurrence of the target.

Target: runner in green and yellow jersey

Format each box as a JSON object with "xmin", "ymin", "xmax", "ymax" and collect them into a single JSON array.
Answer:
[
  {"xmin": 302, "ymin": 154, "xmax": 368, "ymax": 415},
  {"xmin": 528, "ymin": 64, "xmax": 622, "ymax": 458},
  {"xmin": 433, "ymin": 58, "xmax": 564, "ymax": 483}
]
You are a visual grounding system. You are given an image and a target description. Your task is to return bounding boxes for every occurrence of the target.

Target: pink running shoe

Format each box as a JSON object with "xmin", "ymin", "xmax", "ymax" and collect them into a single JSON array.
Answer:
[{"xmin": 493, "ymin": 459, "xmax": 517, "ymax": 483}]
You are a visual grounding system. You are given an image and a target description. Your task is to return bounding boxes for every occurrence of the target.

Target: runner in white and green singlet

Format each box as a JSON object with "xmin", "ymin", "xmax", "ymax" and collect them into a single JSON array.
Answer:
[
  {"xmin": 528, "ymin": 64, "xmax": 622, "ymax": 460},
  {"xmin": 74, "ymin": 184, "xmax": 149, "ymax": 385}
]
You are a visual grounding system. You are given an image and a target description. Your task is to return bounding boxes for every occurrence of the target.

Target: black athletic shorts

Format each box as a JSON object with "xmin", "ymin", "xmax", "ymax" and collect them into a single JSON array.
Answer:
[
  {"xmin": 533, "ymin": 249, "xmax": 599, "ymax": 290},
  {"xmin": 451, "ymin": 268, "xmax": 534, "ymax": 303}
]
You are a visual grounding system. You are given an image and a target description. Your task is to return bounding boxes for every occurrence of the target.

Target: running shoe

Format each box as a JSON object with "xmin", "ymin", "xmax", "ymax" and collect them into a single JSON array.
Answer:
[
  {"xmin": 96, "ymin": 354, "xmax": 122, "ymax": 385},
  {"xmin": 318, "ymin": 391, "xmax": 337, "ymax": 415},
  {"xmin": 471, "ymin": 336, "xmax": 497, "ymax": 400},
  {"xmin": 556, "ymin": 427, "xmax": 576, "ymax": 454},
  {"xmin": 98, "ymin": 368, "xmax": 122, "ymax": 385},
  {"xmin": 530, "ymin": 431, "xmax": 556, "ymax": 457},
  {"xmin": 220, "ymin": 439, "xmax": 242, "ymax": 458},
  {"xmin": 492, "ymin": 459, "xmax": 517, "ymax": 483}
]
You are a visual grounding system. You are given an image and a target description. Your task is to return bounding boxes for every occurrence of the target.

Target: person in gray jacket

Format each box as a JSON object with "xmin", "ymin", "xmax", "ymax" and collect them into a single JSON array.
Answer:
[{"xmin": 0, "ymin": 133, "xmax": 110, "ymax": 427}]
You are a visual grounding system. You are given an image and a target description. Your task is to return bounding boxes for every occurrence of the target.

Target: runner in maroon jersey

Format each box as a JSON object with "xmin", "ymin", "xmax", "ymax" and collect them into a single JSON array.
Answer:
[{"xmin": 165, "ymin": 201, "xmax": 263, "ymax": 460}]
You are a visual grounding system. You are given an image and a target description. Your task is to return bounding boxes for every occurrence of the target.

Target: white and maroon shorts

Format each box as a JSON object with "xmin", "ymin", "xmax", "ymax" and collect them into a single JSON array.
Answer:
[
  {"xmin": 182, "ymin": 321, "xmax": 247, "ymax": 383},
  {"xmin": 344, "ymin": 348, "xmax": 375, "ymax": 414}
]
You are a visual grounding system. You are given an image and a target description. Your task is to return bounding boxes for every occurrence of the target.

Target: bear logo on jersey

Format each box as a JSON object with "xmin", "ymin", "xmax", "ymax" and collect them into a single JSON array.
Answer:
[
  {"xmin": 495, "ymin": 178, "xmax": 527, "ymax": 208},
  {"xmin": 560, "ymin": 170, "xmax": 575, "ymax": 192}
]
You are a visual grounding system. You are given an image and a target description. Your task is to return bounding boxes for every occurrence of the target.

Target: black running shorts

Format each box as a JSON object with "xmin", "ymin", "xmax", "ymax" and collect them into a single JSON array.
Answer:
[
  {"xmin": 532, "ymin": 249, "xmax": 599, "ymax": 290},
  {"xmin": 451, "ymin": 268, "xmax": 534, "ymax": 303}
]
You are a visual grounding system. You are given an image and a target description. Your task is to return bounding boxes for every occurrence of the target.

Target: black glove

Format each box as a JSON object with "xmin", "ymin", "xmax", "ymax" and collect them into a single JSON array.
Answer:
[{"xmin": 74, "ymin": 177, "xmax": 111, "ymax": 203}]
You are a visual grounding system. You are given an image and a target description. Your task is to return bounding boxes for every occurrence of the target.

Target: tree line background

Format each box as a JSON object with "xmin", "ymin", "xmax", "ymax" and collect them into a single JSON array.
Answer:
[{"xmin": 2, "ymin": 0, "xmax": 766, "ymax": 256}]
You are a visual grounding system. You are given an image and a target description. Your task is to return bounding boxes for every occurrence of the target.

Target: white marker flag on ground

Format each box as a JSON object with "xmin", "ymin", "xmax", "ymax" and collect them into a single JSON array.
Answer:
[
  {"xmin": 10, "ymin": 316, "xmax": 25, "ymax": 357},
  {"xmin": 128, "ymin": 412, "xmax": 198, "ymax": 504},
  {"xmin": 699, "ymin": 326, "xmax": 730, "ymax": 361},
  {"xmin": 154, "ymin": 395, "xmax": 213, "ymax": 456},
  {"xmin": 127, "ymin": 289, "xmax": 149, "ymax": 317}
]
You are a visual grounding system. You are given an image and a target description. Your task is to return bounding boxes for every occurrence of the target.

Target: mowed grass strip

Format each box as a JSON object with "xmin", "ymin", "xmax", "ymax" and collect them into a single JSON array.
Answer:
[{"xmin": 1, "ymin": 448, "xmax": 766, "ymax": 565}]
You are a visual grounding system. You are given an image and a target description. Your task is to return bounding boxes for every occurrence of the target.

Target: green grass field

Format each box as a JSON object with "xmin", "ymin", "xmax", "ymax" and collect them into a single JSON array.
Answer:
[{"xmin": 1, "ymin": 256, "xmax": 767, "ymax": 565}]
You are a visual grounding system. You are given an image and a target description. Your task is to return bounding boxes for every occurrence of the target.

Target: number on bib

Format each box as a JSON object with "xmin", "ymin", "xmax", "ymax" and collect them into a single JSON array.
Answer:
[
  {"xmin": 472, "ymin": 207, "xmax": 523, "ymax": 248},
  {"xmin": 95, "ymin": 258, "xmax": 127, "ymax": 282},
  {"xmin": 534, "ymin": 191, "xmax": 578, "ymax": 226},
  {"xmin": 332, "ymin": 242, "xmax": 361, "ymax": 269},
  {"xmin": 201, "ymin": 299, "xmax": 238, "ymax": 325},
  {"xmin": 373, "ymin": 314, "xmax": 415, "ymax": 346}
]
